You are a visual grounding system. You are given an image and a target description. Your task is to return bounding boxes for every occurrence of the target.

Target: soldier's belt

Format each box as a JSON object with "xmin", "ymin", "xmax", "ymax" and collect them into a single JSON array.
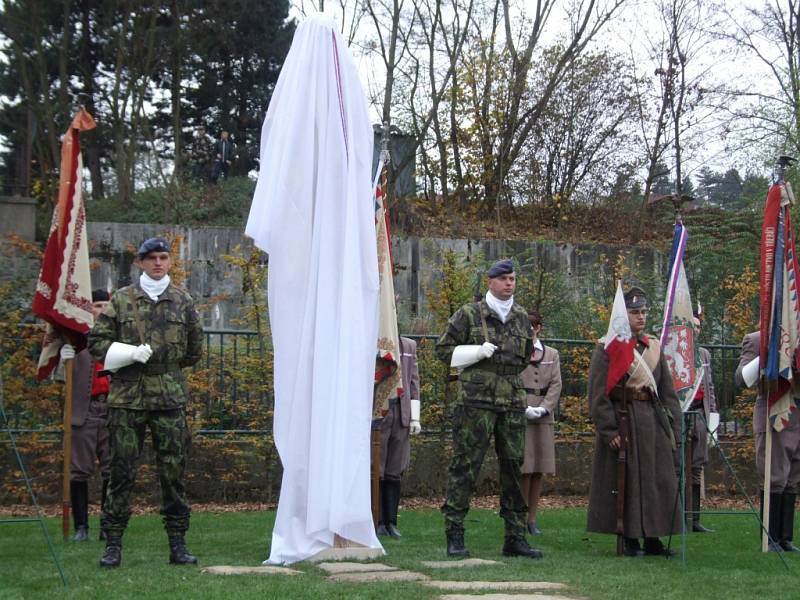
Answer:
[
  {"xmin": 478, "ymin": 364, "xmax": 522, "ymax": 376},
  {"xmin": 524, "ymin": 386, "xmax": 549, "ymax": 396},
  {"xmin": 610, "ymin": 387, "xmax": 652, "ymax": 402},
  {"xmin": 388, "ymin": 397, "xmax": 400, "ymax": 407}
]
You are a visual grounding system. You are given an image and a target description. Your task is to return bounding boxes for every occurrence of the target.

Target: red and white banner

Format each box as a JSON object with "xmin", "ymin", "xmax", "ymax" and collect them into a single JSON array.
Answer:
[
  {"xmin": 760, "ymin": 181, "xmax": 800, "ymax": 431},
  {"xmin": 601, "ymin": 281, "xmax": 636, "ymax": 394},
  {"xmin": 32, "ymin": 109, "xmax": 97, "ymax": 379}
]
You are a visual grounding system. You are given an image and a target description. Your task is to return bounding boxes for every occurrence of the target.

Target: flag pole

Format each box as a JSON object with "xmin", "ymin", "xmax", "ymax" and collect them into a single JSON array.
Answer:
[
  {"xmin": 761, "ymin": 154, "xmax": 795, "ymax": 552},
  {"xmin": 62, "ymin": 358, "xmax": 74, "ymax": 541},
  {"xmin": 762, "ymin": 413, "xmax": 772, "ymax": 552}
]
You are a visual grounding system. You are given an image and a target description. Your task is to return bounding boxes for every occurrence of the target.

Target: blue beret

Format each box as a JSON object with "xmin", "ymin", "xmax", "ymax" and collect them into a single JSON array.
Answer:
[
  {"xmin": 487, "ymin": 259, "xmax": 514, "ymax": 278},
  {"xmin": 137, "ymin": 237, "xmax": 170, "ymax": 258},
  {"xmin": 624, "ymin": 286, "xmax": 648, "ymax": 309}
]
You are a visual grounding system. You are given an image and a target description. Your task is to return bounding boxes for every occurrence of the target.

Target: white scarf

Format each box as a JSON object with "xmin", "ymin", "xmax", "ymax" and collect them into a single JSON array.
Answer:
[
  {"xmin": 139, "ymin": 273, "xmax": 170, "ymax": 301},
  {"xmin": 486, "ymin": 290, "xmax": 513, "ymax": 323}
]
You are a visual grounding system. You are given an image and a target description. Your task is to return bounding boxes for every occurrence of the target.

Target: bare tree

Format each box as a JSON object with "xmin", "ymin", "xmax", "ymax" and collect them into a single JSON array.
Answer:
[{"xmin": 719, "ymin": 0, "xmax": 800, "ymax": 163}]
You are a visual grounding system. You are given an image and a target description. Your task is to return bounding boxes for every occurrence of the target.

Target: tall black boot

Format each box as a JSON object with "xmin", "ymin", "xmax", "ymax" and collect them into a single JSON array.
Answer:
[
  {"xmin": 384, "ymin": 478, "xmax": 402, "ymax": 538},
  {"xmin": 70, "ymin": 480, "xmax": 89, "ymax": 541},
  {"xmin": 99, "ymin": 479, "xmax": 109, "ymax": 541},
  {"xmin": 780, "ymin": 492, "xmax": 799, "ymax": 552},
  {"xmin": 691, "ymin": 484, "xmax": 713, "ymax": 533},
  {"xmin": 376, "ymin": 479, "xmax": 389, "ymax": 536},
  {"xmin": 761, "ymin": 491, "xmax": 784, "ymax": 551}
]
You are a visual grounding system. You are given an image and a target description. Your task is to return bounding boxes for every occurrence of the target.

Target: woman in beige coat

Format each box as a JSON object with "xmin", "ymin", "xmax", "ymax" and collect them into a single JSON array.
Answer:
[{"xmin": 520, "ymin": 311, "xmax": 562, "ymax": 534}]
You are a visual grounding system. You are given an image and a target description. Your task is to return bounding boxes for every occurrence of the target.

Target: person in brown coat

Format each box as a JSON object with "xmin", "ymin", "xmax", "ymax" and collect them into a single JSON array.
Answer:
[
  {"xmin": 586, "ymin": 286, "xmax": 682, "ymax": 557},
  {"xmin": 520, "ymin": 311, "xmax": 562, "ymax": 535},
  {"xmin": 687, "ymin": 315, "xmax": 718, "ymax": 533},
  {"xmin": 376, "ymin": 336, "xmax": 421, "ymax": 538},
  {"xmin": 735, "ymin": 331, "xmax": 800, "ymax": 551},
  {"xmin": 57, "ymin": 289, "xmax": 112, "ymax": 541}
]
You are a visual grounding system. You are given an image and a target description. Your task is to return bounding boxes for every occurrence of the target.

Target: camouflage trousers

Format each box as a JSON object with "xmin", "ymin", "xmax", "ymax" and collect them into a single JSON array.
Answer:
[
  {"xmin": 442, "ymin": 405, "xmax": 527, "ymax": 542},
  {"xmin": 102, "ymin": 407, "xmax": 191, "ymax": 537}
]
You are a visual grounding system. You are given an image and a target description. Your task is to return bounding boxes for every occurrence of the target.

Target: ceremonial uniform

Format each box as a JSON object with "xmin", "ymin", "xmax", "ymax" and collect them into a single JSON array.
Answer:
[
  {"xmin": 377, "ymin": 336, "xmax": 420, "ymax": 537},
  {"xmin": 521, "ymin": 344, "xmax": 561, "ymax": 475},
  {"xmin": 685, "ymin": 345, "xmax": 717, "ymax": 532},
  {"xmin": 61, "ymin": 347, "xmax": 111, "ymax": 540},
  {"xmin": 436, "ymin": 259, "xmax": 540, "ymax": 558},
  {"xmin": 89, "ymin": 237, "xmax": 203, "ymax": 567},
  {"xmin": 587, "ymin": 286, "xmax": 681, "ymax": 557},
  {"xmin": 735, "ymin": 331, "xmax": 800, "ymax": 551}
]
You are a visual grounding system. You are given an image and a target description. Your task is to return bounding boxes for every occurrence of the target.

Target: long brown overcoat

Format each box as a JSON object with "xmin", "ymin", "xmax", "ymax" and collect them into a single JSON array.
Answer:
[{"xmin": 586, "ymin": 336, "xmax": 682, "ymax": 538}]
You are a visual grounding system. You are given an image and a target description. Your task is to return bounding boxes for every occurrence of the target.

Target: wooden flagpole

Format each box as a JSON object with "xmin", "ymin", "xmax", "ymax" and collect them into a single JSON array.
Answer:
[
  {"xmin": 62, "ymin": 358, "xmax": 74, "ymax": 541},
  {"xmin": 762, "ymin": 417, "xmax": 773, "ymax": 552}
]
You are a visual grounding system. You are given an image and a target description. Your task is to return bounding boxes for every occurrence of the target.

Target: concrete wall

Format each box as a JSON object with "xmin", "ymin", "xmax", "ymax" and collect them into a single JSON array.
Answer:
[
  {"xmin": 0, "ymin": 196, "xmax": 37, "ymax": 241},
  {"xmin": 85, "ymin": 222, "xmax": 663, "ymax": 330}
]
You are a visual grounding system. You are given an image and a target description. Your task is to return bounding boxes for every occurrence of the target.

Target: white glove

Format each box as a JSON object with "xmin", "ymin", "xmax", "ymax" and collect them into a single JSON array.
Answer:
[
  {"xmin": 409, "ymin": 399, "xmax": 421, "ymax": 435},
  {"xmin": 707, "ymin": 411, "xmax": 720, "ymax": 445},
  {"xmin": 60, "ymin": 344, "xmax": 76, "ymax": 361},
  {"xmin": 479, "ymin": 342, "xmax": 497, "ymax": 359},
  {"xmin": 525, "ymin": 406, "xmax": 548, "ymax": 421},
  {"xmin": 131, "ymin": 344, "xmax": 153, "ymax": 364}
]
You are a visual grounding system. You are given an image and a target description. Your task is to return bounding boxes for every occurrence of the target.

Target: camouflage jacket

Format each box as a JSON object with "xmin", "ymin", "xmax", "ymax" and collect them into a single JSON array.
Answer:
[
  {"xmin": 436, "ymin": 299, "xmax": 532, "ymax": 411},
  {"xmin": 88, "ymin": 283, "xmax": 203, "ymax": 410}
]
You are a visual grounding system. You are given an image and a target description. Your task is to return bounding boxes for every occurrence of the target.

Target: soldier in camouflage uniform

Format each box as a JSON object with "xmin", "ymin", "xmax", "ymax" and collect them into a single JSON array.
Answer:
[
  {"xmin": 88, "ymin": 237, "xmax": 203, "ymax": 568},
  {"xmin": 436, "ymin": 259, "xmax": 542, "ymax": 559}
]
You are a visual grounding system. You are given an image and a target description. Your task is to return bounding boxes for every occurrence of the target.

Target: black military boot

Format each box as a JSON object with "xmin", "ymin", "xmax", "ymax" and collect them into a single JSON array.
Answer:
[
  {"xmin": 769, "ymin": 492, "xmax": 784, "ymax": 551},
  {"xmin": 375, "ymin": 479, "xmax": 389, "ymax": 536},
  {"xmin": 691, "ymin": 484, "xmax": 713, "ymax": 533},
  {"xmin": 622, "ymin": 537, "xmax": 644, "ymax": 557},
  {"xmin": 643, "ymin": 538, "xmax": 676, "ymax": 557},
  {"xmin": 446, "ymin": 531, "xmax": 470, "ymax": 557},
  {"xmin": 99, "ymin": 479, "xmax": 109, "ymax": 541},
  {"xmin": 70, "ymin": 480, "xmax": 89, "ymax": 542},
  {"xmin": 384, "ymin": 478, "xmax": 402, "ymax": 538},
  {"xmin": 759, "ymin": 490, "xmax": 783, "ymax": 551},
  {"xmin": 99, "ymin": 535, "xmax": 122, "ymax": 567},
  {"xmin": 168, "ymin": 534, "xmax": 198, "ymax": 565},
  {"xmin": 780, "ymin": 492, "xmax": 800, "ymax": 552},
  {"xmin": 502, "ymin": 537, "xmax": 543, "ymax": 559}
]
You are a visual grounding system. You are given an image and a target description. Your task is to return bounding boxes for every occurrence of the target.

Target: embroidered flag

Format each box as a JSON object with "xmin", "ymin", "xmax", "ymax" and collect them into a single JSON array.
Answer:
[
  {"xmin": 373, "ymin": 161, "xmax": 403, "ymax": 417},
  {"xmin": 660, "ymin": 222, "xmax": 704, "ymax": 411},
  {"xmin": 601, "ymin": 281, "xmax": 636, "ymax": 394},
  {"xmin": 760, "ymin": 181, "xmax": 800, "ymax": 431},
  {"xmin": 32, "ymin": 110, "xmax": 97, "ymax": 380}
]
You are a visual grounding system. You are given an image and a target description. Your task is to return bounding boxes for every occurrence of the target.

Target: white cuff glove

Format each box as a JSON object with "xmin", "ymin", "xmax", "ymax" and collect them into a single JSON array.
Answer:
[
  {"xmin": 409, "ymin": 399, "xmax": 421, "ymax": 435},
  {"xmin": 131, "ymin": 344, "xmax": 153, "ymax": 364},
  {"xmin": 525, "ymin": 406, "xmax": 548, "ymax": 421},
  {"xmin": 707, "ymin": 411, "xmax": 720, "ymax": 444},
  {"xmin": 479, "ymin": 342, "xmax": 497, "ymax": 359},
  {"xmin": 60, "ymin": 344, "xmax": 76, "ymax": 361}
]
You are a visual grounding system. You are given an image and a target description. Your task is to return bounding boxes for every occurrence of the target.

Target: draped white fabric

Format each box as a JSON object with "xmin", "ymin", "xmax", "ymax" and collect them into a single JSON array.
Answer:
[{"xmin": 245, "ymin": 14, "xmax": 382, "ymax": 565}]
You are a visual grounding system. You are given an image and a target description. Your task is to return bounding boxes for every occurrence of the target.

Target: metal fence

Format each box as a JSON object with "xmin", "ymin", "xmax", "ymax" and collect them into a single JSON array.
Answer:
[
  {"xmin": 1, "ymin": 328, "xmax": 750, "ymax": 435},
  {"xmin": 196, "ymin": 330, "xmax": 750, "ymax": 435}
]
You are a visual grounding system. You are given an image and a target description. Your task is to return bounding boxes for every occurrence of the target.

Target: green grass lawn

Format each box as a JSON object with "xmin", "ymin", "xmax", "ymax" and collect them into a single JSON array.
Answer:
[{"xmin": 0, "ymin": 506, "xmax": 795, "ymax": 599}]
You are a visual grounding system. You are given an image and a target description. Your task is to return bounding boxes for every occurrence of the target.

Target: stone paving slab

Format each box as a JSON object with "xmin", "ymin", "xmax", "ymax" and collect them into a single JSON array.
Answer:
[
  {"xmin": 422, "ymin": 558, "xmax": 502, "ymax": 568},
  {"xmin": 436, "ymin": 594, "xmax": 581, "ymax": 600},
  {"xmin": 424, "ymin": 581, "xmax": 567, "ymax": 591},
  {"xmin": 316, "ymin": 561, "xmax": 399, "ymax": 574},
  {"xmin": 328, "ymin": 570, "xmax": 431, "ymax": 583},
  {"xmin": 305, "ymin": 546, "xmax": 385, "ymax": 562},
  {"xmin": 202, "ymin": 565, "xmax": 302, "ymax": 576}
]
